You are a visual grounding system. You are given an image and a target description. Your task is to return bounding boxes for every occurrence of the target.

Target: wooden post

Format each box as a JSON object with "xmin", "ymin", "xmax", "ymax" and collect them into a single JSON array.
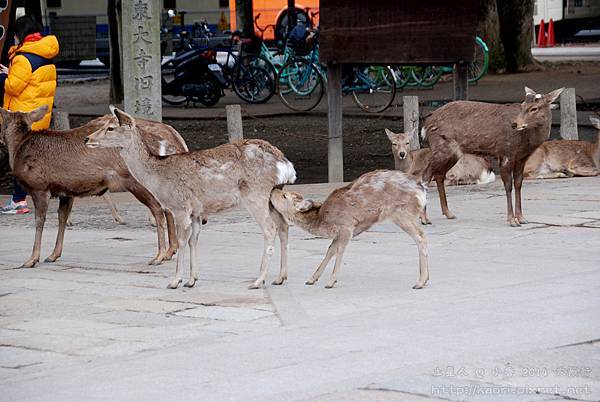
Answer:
[
  {"xmin": 226, "ymin": 104, "xmax": 243, "ymax": 142},
  {"xmin": 560, "ymin": 88, "xmax": 578, "ymax": 140},
  {"xmin": 403, "ymin": 96, "xmax": 420, "ymax": 150},
  {"xmin": 51, "ymin": 111, "xmax": 70, "ymax": 130},
  {"xmin": 326, "ymin": 62, "xmax": 344, "ymax": 183},
  {"xmin": 453, "ymin": 61, "xmax": 468, "ymax": 100},
  {"xmin": 122, "ymin": 0, "xmax": 162, "ymax": 122}
]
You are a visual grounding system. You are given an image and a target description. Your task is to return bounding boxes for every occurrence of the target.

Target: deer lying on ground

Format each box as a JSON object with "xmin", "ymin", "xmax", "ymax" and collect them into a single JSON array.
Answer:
[
  {"xmin": 0, "ymin": 106, "xmax": 184, "ymax": 268},
  {"xmin": 524, "ymin": 116, "xmax": 600, "ymax": 179},
  {"xmin": 385, "ymin": 129, "xmax": 495, "ymax": 186},
  {"xmin": 86, "ymin": 106, "xmax": 296, "ymax": 289},
  {"xmin": 385, "ymin": 128, "xmax": 495, "ymax": 224},
  {"xmin": 421, "ymin": 87, "xmax": 564, "ymax": 226},
  {"xmin": 66, "ymin": 114, "xmax": 190, "ymax": 227},
  {"xmin": 270, "ymin": 170, "xmax": 429, "ymax": 289}
]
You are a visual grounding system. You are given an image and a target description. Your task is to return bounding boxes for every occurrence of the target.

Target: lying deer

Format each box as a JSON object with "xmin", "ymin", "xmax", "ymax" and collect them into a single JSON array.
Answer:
[
  {"xmin": 0, "ymin": 106, "xmax": 183, "ymax": 268},
  {"xmin": 385, "ymin": 129, "xmax": 495, "ymax": 186},
  {"xmin": 86, "ymin": 106, "xmax": 296, "ymax": 289},
  {"xmin": 270, "ymin": 170, "xmax": 429, "ymax": 289},
  {"xmin": 422, "ymin": 87, "xmax": 564, "ymax": 226},
  {"xmin": 524, "ymin": 116, "xmax": 600, "ymax": 179}
]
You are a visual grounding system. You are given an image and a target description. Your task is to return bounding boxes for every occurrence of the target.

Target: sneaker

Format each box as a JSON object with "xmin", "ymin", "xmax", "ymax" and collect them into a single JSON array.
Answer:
[{"xmin": 0, "ymin": 200, "xmax": 30, "ymax": 214}]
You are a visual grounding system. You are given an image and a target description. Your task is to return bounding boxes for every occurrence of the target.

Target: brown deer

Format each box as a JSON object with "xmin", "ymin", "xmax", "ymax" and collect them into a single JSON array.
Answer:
[
  {"xmin": 85, "ymin": 107, "xmax": 296, "ymax": 289},
  {"xmin": 421, "ymin": 87, "xmax": 564, "ymax": 226},
  {"xmin": 524, "ymin": 116, "xmax": 600, "ymax": 179},
  {"xmin": 270, "ymin": 170, "xmax": 429, "ymax": 289},
  {"xmin": 0, "ymin": 106, "xmax": 183, "ymax": 268}
]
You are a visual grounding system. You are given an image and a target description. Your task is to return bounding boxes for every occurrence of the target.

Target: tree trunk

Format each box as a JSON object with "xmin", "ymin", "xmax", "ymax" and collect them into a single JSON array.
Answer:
[
  {"xmin": 108, "ymin": 0, "xmax": 124, "ymax": 104},
  {"xmin": 235, "ymin": 0, "xmax": 258, "ymax": 52},
  {"xmin": 496, "ymin": 0, "xmax": 535, "ymax": 72},
  {"xmin": 477, "ymin": 0, "xmax": 505, "ymax": 72}
]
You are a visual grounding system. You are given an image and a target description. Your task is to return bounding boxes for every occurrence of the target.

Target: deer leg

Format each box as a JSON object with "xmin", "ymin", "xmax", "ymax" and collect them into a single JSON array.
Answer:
[
  {"xmin": 271, "ymin": 209, "xmax": 289, "ymax": 286},
  {"xmin": 245, "ymin": 196, "xmax": 278, "ymax": 289},
  {"xmin": 306, "ymin": 241, "xmax": 337, "ymax": 285},
  {"xmin": 164, "ymin": 209, "xmax": 178, "ymax": 260},
  {"xmin": 184, "ymin": 217, "xmax": 201, "ymax": 288},
  {"xmin": 127, "ymin": 183, "xmax": 168, "ymax": 265},
  {"xmin": 103, "ymin": 193, "xmax": 125, "ymax": 225},
  {"xmin": 500, "ymin": 165, "xmax": 517, "ymax": 226},
  {"xmin": 325, "ymin": 229, "xmax": 352, "ymax": 288},
  {"xmin": 513, "ymin": 161, "xmax": 529, "ymax": 224},
  {"xmin": 434, "ymin": 175, "xmax": 455, "ymax": 219},
  {"xmin": 393, "ymin": 216, "xmax": 429, "ymax": 289},
  {"xmin": 169, "ymin": 215, "xmax": 192, "ymax": 289},
  {"xmin": 45, "ymin": 196, "xmax": 74, "ymax": 263},
  {"xmin": 22, "ymin": 192, "xmax": 50, "ymax": 268}
]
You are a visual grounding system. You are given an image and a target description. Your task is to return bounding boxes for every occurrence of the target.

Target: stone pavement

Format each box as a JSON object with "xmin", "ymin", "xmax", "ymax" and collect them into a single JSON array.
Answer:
[{"xmin": 0, "ymin": 177, "xmax": 599, "ymax": 401}]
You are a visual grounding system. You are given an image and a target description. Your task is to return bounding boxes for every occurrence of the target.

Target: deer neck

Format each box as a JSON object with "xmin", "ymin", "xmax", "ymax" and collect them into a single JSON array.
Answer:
[
  {"xmin": 4, "ymin": 127, "xmax": 29, "ymax": 171},
  {"xmin": 118, "ymin": 130, "xmax": 161, "ymax": 190},
  {"xmin": 291, "ymin": 207, "xmax": 333, "ymax": 238}
]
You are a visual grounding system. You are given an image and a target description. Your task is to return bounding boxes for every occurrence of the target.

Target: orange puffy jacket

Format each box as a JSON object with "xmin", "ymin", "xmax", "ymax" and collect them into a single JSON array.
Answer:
[{"xmin": 2, "ymin": 34, "xmax": 59, "ymax": 130}]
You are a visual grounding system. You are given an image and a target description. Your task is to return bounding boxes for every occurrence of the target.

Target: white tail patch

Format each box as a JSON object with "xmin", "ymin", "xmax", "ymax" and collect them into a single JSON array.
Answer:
[
  {"xmin": 158, "ymin": 140, "xmax": 167, "ymax": 156},
  {"xmin": 276, "ymin": 160, "xmax": 297, "ymax": 185},
  {"xmin": 420, "ymin": 127, "xmax": 427, "ymax": 140},
  {"xmin": 477, "ymin": 170, "xmax": 496, "ymax": 185}
]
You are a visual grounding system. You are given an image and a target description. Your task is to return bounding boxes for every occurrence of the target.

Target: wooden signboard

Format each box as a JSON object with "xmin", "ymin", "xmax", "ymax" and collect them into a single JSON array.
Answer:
[{"xmin": 320, "ymin": 0, "xmax": 478, "ymax": 64}]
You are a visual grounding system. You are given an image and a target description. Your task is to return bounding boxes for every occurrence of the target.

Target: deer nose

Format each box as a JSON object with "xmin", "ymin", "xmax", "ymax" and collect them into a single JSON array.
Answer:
[
  {"xmin": 511, "ymin": 122, "xmax": 518, "ymax": 129},
  {"xmin": 84, "ymin": 137, "xmax": 89, "ymax": 144},
  {"xmin": 399, "ymin": 152, "xmax": 406, "ymax": 158}
]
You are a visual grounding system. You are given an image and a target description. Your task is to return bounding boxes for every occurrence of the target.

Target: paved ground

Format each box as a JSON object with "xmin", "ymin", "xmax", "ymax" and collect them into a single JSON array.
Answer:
[{"xmin": 0, "ymin": 177, "xmax": 599, "ymax": 401}]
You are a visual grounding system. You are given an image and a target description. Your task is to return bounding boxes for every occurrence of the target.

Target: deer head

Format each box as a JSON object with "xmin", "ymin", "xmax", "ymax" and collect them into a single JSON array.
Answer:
[
  {"xmin": 385, "ymin": 128, "xmax": 411, "ymax": 160},
  {"xmin": 512, "ymin": 87, "xmax": 564, "ymax": 131},
  {"xmin": 270, "ymin": 189, "xmax": 320, "ymax": 221},
  {"xmin": 85, "ymin": 106, "xmax": 137, "ymax": 150},
  {"xmin": 0, "ymin": 106, "xmax": 48, "ymax": 146}
]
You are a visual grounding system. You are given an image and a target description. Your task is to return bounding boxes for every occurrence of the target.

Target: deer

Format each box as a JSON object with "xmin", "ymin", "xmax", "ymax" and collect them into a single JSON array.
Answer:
[
  {"xmin": 64, "ymin": 114, "xmax": 190, "ymax": 227},
  {"xmin": 524, "ymin": 116, "xmax": 600, "ymax": 179},
  {"xmin": 269, "ymin": 170, "xmax": 429, "ymax": 289},
  {"xmin": 85, "ymin": 106, "xmax": 296, "ymax": 289},
  {"xmin": 385, "ymin": 128, "xmax": 495, "ymax": 224},
  {"xmin": 0, "ymin": 106, "xmax": 185, "ymax": 268},
  {"xmin": 421, "ymin": 87, "xmax": 564, "ymax": 226}
]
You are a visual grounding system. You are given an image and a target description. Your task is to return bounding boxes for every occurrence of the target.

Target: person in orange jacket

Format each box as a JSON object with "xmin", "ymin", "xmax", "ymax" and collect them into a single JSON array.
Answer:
[{"xmin": 0, "ymin": 16, "xmax": 59, "ymax": 215}]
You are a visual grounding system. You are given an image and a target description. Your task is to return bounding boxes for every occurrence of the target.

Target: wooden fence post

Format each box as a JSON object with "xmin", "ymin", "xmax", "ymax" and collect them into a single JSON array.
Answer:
[
  {"xmin": 226, "ymin": 104, "xmax": 243, "ymax": 142},
  {"xmin": 560, "ymin": 88, "xmax": 578, "ymax": 140},
  {"xmin": 326, "ymin": 62, "xmax": 344, "ymax": 183},
  {"xmin": 453, "ymin": 61, "xmax": 468, "ymax": 100},
  {"xmin": 51, "ymin": 111, "xmax": 70, "ymax": 130},
  {"xmin": 403, "ymin": 96, "xmax": 420, "ymax": 150}
]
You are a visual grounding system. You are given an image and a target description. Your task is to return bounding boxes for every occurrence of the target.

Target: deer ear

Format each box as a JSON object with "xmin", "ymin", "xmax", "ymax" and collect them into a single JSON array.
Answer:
[
  {"xmin": 27, "ymin": 105, "xmax": 49, "ymax": 124},
  {"xmin": 524, "ymin": 87, "xmax": 537, "ymax": 97},
  {"xmin": 295, "ymin": 199, "xmax": 314, "ymax": 212},
  {"xmin": 590, "ymin": 117, "xmax": 600, "ymax": 129},
  {"xmin": 384, "ymin": 128, "xmax": 396, "ymax": 141},
  {"xmin": 544, "ymin": 88, "xmax": 564, "ymax": 104},
  {"xmin": 110, "ymin": 105, "xmax": 136, "ymax": 129}
]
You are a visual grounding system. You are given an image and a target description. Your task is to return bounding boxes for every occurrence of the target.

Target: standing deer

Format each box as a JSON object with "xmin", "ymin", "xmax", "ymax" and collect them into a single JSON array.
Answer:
[
  {"xmin": 85, "ymin": 106, "xmax": 296, "ymax": 289},
  {"xmin": 524, "ymin": 116, "xmax": 600, "ymax": 178},
  {"xmin": 0, "ymin": 106, "xmax": 182, "ymax": 268},
  {"xmin": 421, "ymin": 87, "xmax": 564, "ymax": 226},
  {"xmin": 269, "ymin": 170, "xmax": 429, "ymax": 289}
]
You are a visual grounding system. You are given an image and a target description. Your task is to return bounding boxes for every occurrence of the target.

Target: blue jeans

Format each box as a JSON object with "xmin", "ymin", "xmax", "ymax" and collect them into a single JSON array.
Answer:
[{"xmin": 12, "ymin": 177, "xmax": 27, "ymax": 203}]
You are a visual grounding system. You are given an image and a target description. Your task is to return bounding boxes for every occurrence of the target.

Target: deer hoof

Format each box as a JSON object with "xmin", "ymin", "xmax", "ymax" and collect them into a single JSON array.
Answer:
[
  {"xmin": 21, "ymin": 259, "xmax": 38, "ymax": 268},
  {"xmin": 44, "ymin": 255, "xmax": 60, "ymax": 263},
  {"xmin": 167, "ymin": 279, "xmax": 181, "ymax": 289},
  {"xmin": 271, "ymin": 276, "xmax": 287, "ymax": 286},
  {"xmin": 305, "ymin": 279, "xmax": 316, "ymax": 285},
  {"xmin": 516, "ymin": 216, "xmax": 529, "ymax": 224},
  {"xmin": 324, "ymin": 280, "xmax": 337, "ymax": 289},
  {"xmin": 148, "ymin": 254, "xmax": 166, "ymax": 265},
  {"xmin": 183, "ymin": 279, "xmax": 196, "ymax": 288},
  {"xmin": 248, "ymin": 280, "xmax": 264, "ymax": 290},
  {"xmin": 412, "ymin": 282, "xmax": 425, "ymax": 289},
  {"xmin": 444, "ymin": 213, "xmax": 456, "ymax": 220},
  {"xmin": 508, "ymin": 218, "xmax": 521, "ymax": 227},
  {"xmin": 420, "ymin": 218, "xmax": 432, "ymax": 225}
]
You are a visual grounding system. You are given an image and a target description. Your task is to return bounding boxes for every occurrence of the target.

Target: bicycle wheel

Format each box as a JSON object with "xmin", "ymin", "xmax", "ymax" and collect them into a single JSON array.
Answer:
[
  {"xmin": 411, "ymin": 66, "xmax": 443, "ymax": 88},
  {"xmin": 391, "ymin": 66, "xmax": 409, "ymax": 89},
  {"xmin": 467, "ymin": 37, "xmax": 489, "ymax": 84},
  {"xmin": 238, "ymin": 54, "xmax": 278, "ymax": 81},
  {"xmin": 351, "ymin": 65, "xmax": 397, "ymax": 113},
  {"xmin": 278, "ymin": 58, "xmax": 324, "ymax": 112},
  {"xmin": 232, "ymin": 64, "xmax": 275, "ymax": 104},
  {"xmin": 161, "ymin": 60, "xmax": 187, "ymax": 105}
]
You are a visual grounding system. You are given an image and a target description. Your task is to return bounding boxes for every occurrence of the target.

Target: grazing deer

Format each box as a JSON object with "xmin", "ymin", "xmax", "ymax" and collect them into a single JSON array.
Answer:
[
  {"xmin": 421, "ymin": 87, "xmax": 564, "ymax": 226},
  {"xmin": 385, "ymin": 128, "xmax": 495, "ymax": 224},
  {"xmin": 85, "ymin": 106, "xmax": 296, "ymax": 289},
  {"xmin": 524, "ymin": 116, "xmax": 600, "ymax": 179},
  {"xmin": 0, "ymin": 106, "xmax": 182, "ymax": 268},
  {"xmin": 270, "ymin": 170, "xmax": 429, "ymax": 289}
]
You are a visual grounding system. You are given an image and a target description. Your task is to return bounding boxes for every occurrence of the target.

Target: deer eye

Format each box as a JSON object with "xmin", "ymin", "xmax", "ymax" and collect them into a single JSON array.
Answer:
[
  {"xmin": 405, "ymin": 142, "xmax": 410, "ymax": 145},
  {"xmin": 392, "ymin": 142, "xmax": 397, "ymax": 146},
  {"xmin": 530, "ymin": 107, "xmax": 538, "ymax": 113}
]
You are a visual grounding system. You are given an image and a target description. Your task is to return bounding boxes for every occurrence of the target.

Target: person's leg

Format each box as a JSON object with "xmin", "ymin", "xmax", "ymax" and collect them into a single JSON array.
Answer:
[
  {"xmin": 1, "ymin": 178, "xmax": 30, "ymax": 214},
  {"xmin": 12, "ymin": 178, "xmax": 28, "ymax": 203}
]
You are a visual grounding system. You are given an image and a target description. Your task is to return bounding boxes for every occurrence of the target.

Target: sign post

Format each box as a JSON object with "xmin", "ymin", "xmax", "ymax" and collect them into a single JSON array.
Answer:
[{"xmin": 122, "ymin": 0, "xmax": 162, "ymax": 122}]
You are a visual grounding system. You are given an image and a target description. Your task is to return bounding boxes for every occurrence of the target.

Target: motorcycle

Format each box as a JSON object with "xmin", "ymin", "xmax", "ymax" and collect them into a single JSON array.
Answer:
[{"xmin": 161, "ymin": 45, "xmax": 227, "ymax": 107}]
